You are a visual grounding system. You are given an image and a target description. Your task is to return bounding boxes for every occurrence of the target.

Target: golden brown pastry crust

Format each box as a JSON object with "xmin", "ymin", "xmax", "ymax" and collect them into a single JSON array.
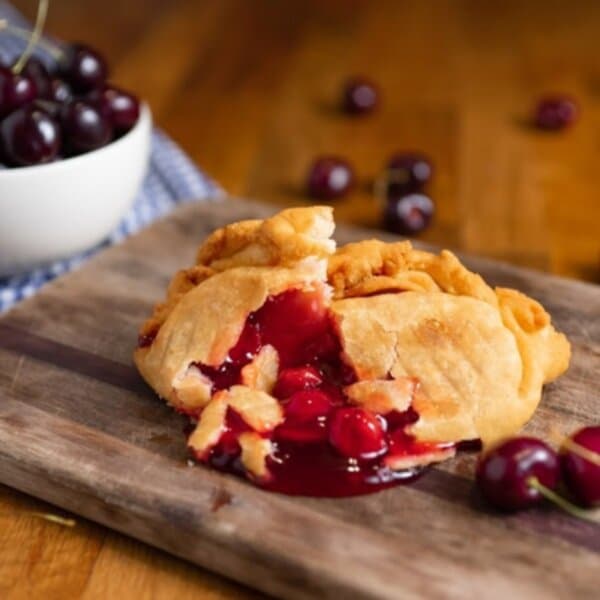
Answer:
[
  {"xmin": 328, "ymin": 238, "xmax": 570, "ymax": 445},
  {"xmin": 197, "ymin": 206, "xmax": 335, "ymax": 270},
  {"xmin": 135, "ymin": 207, "xmax": 334, "ymax": 406},
  {"xmin": 138, "ymin": 206, "xmax": 334, "ymax": 342},
  {"xmin": 333, "ymin": 292, "xmax": 527, "ymax": 444},
  {"xmin": 136, "ymin": 265, "xmax": 329, "ymax": 405},
  {"xmin": 328, "ymin": 240, "xmax": 498, "ymax": 302},
  {"xmin": 134, "ymin": 206, "xmax": 571, "ymax": 476}
]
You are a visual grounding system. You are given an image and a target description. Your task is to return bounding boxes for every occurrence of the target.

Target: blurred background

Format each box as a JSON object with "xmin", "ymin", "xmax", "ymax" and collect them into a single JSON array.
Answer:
[{"xmin": 13, "ymin": 0, "xmax": 600, "ymax": 282}]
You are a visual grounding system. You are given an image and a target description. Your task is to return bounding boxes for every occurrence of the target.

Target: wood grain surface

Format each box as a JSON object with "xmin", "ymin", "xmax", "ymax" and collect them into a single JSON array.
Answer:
[
  {"xmin": 0, "ymin": 200, "xmax": 599, "ymax": 600},
  {"xmin": 3, "ymin": 1, "xmax": 600, "ymax": 598}
]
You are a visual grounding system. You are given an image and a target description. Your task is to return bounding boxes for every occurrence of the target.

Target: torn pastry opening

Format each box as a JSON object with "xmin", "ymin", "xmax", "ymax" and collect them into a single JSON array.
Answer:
[
  {"xmin": 156, "ymin": 285, "xmax": 465, "ymax": 497},
  {"xmin": 134, "ymin": 206, "xmax": 570, "ymax": 498}
]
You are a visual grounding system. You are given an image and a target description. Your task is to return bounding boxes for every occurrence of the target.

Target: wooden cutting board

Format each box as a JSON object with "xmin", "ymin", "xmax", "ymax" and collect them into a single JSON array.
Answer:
[{"xmin": 0, "ymin": 200, "xmax": 598, "ymax": 600}]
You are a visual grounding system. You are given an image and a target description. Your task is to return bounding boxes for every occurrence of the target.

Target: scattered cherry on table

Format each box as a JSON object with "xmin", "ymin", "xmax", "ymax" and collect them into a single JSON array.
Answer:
[
  {"xmin": 561, "ymin": 426, "xmax": 600, "ymax": 507},
  {"xmin": 383, "ymin": 193, "xmax": 435, "ymax": 235},
  {"xmin": 306, "ymin": 155, "xmax": 355, "ymax": 200},
  {"xmin": 534, "ymin": 95, "xmax": 579, "ymax": 131},
  {"xmin": 386, "ymin": 152, "xmax": 434, "ymax": 194},
  {"xmin": 476, "ymin": 437, "xmax": 560, "ymax": 511},
  {"xmin": 342, "ymin": 76, "xmax": 379, "ymax": 115}
]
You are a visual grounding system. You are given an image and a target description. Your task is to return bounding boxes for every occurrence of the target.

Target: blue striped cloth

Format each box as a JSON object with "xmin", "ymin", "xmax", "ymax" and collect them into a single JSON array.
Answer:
[{"xmin": 0, "ymin": 2, "xmax": 223, "ymax": 313}]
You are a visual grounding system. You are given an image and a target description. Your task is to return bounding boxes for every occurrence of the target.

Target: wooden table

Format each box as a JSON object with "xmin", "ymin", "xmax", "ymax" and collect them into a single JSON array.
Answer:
[{"xmin": 3, "ymin": 1, "xmax": 599, "ymax": 598}]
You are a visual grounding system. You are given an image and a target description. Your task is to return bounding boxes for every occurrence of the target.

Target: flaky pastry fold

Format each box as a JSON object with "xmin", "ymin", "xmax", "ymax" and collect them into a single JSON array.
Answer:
[{"xmin": 135, "ymin": 206, "xmax": 570, "ymax": 475}]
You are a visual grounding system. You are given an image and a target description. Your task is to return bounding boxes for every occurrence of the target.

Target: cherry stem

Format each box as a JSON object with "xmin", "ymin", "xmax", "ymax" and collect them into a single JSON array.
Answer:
[
  {"xmin": 12, "ymin": 0, "xmax": 50, "ymax": 74},
  {"xmin": 0, "ymin": 16, "xmax": 62, "ymax": 65},
  {"xmin": 29, "ymin": 511, "xmax": 76, "ymax": 527},
  {"xmin": 527, "ymin": 477, "xmax": 600, "ymax": 524},
  {"xmin": 7, "ymin": 24, "xmax": 62, "ymax": 60},
  {"xmin": 561, "ymin": 436, "xmax": 600, "ymax": 467},
  {"xmin": 550, "ymin": 426, "xmax": 600, "ymax": 466},
  {"xmin": 0, "ymin": 23, "xmax": 60, "ymax": 57}
]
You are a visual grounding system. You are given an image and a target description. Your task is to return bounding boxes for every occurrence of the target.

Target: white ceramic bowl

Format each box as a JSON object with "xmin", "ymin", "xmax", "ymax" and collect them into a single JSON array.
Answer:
[{"xmin": 0, "ymin": 103, "xmax": 152, "ymax": 277}]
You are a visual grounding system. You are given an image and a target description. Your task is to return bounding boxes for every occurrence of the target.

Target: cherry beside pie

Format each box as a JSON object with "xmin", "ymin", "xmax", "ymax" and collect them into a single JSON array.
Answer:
[{"xmin": 134, "ymin": 207, "xmax": 570, "ymax": 497}]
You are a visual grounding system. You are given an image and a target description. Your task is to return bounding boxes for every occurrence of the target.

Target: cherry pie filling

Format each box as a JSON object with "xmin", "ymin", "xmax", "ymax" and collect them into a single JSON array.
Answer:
[{"xmin": 167, "ymin": 289, "xmax": 463, "ymax": 497}]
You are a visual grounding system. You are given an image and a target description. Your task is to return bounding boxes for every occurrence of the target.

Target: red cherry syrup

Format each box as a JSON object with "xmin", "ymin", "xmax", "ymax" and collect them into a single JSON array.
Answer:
[{"xmin": 173, "ymin": 288, "xmax": 456, "ymax": 496}]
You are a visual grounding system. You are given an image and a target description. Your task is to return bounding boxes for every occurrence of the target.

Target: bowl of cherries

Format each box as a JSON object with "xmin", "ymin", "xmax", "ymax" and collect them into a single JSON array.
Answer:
[{"xmin": 0, "ymin": 29, "xmax": 151, "ymax": 276}]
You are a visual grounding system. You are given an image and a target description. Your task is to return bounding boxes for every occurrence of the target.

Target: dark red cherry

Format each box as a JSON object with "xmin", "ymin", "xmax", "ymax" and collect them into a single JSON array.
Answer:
[
  {"xmin": 383, "ymin": 193, "xmax": 434, "ymax": 235},
  {"xmin": 306, "ymin": 156, "xmax": 354, "ymax": 200},
  {"xmin": 275, "ymin": 389, "xmax": 334, "ymax": 443},
  {"xmin": 89, "ymin": 84, "xmax": 140, "ymax": 134},
  {"xmin": 273, "ymin": 366, "xmax": 323, "ymax": 400},
  {"xmin": 385, "ymin": 152, "xmax": 433, "ymax": 194},
  {"xmin": 328, "ymin": 407, "xmax": 387, "ymax": 460},
  {"xmin": 342, "ymin": 76, "xmax": 379, "ymax": 115},
  {"xmin": 534, "ymin": 96, "xmax": 578, "ymax": 131},
  {"xmin": 45, "ymin": 78, "xmax": 73, "ymax": 104},
  {"xmin": 476, "ymin": 437, "xmax": 560, "ymax": 511},
  {"xmin": 0, "ymin": 66, "xmax": 38, "ymax": 119},
  {"xmin": 561, "ymin": 426, "xmax": 600, "ymax": 508},
  {"xmin": 60, "ymin": 100, "xmax": 112, "ymax": 154},
  {"xmin": 59, "ymin": 43, "xmax": 107, "ymax": 93},
  {"xmin": 0, "ymin": 105, "xmax": 61, "ymax": 166},
  {"xmin": 19, "ymin": 57, "xmax": 51, "ymax": 98}
]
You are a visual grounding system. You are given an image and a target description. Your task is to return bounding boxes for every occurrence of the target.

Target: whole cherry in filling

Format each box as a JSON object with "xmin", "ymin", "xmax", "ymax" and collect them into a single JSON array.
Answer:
[
  {"xmin": 275, "ymin": 389, "xmax": 334, "ymax": 443},
  {"xmin": 273, "ymin": 366, "xmax": 323, "ymax": 399},
  {"xmin": 191, "ymin": 288, "xmax": 454, "ymax": 496},
  {"xmin": 329, "ymin": 407, "xmax": 387, "ymax": 459}
]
